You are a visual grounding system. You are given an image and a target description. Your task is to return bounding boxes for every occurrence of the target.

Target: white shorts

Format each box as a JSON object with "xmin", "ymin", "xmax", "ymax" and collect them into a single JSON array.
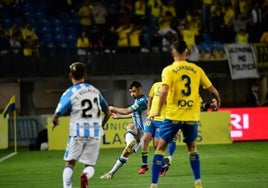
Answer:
[{"xmin": 63, "ymin": 136, "xmax": 100, "ymax": 165}]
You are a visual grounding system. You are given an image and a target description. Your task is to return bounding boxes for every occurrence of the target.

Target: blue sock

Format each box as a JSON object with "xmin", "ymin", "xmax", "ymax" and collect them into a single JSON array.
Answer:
[
  {"xmin": 190, "ymin": 152, "xmax": 200, "ymax": 180},
  {"xmin": 151, "ymin": 154, "xmax": 164, "ymax": 184},
  {"xmin": 141, "ymin": 152, "xmax": 149, "ymax": 165},
  {"xmin": 161, "ymin": 157, "xmax": 166, "ymax": 167},
  {"xmin": 168, "ymin": 141, "xmax": 176, "ymax": 156}
]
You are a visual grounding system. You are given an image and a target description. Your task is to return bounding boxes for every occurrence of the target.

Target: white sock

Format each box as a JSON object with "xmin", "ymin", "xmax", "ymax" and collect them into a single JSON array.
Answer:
[
  {"xmin": 110, "ymin": 157, "xmax": 127, "ymax": 174},
  {"xmin": 168, "ymin": 156, "xmax": 173, "ymax": 163},
  {"xmin": 83, "ymin": 166, "xmax": 95, "ymax": 179},
  {"xmin": 195, "ymin": 179, "xmax": 202, "ymax": 184},
  {"xmin": 63, "ymin": 166, "xmax": 73, "ymax": 188},
  {"xmin": 125, "ymin": 132, "xmax": 135, "ymax": 145}
]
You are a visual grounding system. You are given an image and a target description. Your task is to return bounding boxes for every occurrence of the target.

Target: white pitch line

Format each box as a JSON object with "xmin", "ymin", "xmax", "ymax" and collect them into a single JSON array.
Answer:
[
  {"xmin": 0, "ymin": 152, "xmax": 17, "ymax": 163},
  {"xmin": 85, "ymin": 179, "xmax": 268, "ymax": 188}
]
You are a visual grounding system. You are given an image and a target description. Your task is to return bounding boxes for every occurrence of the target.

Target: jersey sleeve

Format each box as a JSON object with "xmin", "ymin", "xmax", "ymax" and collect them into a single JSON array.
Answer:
[
  {"xmin": 148, "ymin": 83, "xmax": 156, "ymax": 98},
  {"xmin": 99, "ymin": 93, "xmax": 109, "ymax": 111},
  {"xmin": 200, "ymin": 68, "xmax": 212, "ymax": 89},
  {"xmin": 161, "ymin": 66, "xmax": 172, "ymax": 86},
  {"xmin": 130, "ymin": 96, "xmax": 148, "ymax": 112},
  {"xmin": 54, "ymin": 89, "xmax": 72, "ymax": 115}
]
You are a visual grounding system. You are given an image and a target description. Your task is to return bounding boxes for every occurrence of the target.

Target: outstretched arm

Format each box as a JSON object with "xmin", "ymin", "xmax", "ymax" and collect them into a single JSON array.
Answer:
[{"xmin": 109, "ymin": 105, "xmax": 133, "ymax": 115}]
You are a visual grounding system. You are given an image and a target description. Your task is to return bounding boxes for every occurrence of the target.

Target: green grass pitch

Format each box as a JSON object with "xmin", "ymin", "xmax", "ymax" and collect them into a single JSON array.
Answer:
[{"xmin": 1, "ymin": 141, "xmax": 268, "ymax": 188}]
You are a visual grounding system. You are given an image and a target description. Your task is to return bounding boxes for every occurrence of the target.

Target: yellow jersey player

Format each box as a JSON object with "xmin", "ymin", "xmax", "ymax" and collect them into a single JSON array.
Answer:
[
  {"xmin": 140, "ymin": 81, "xmax": 180, "ymax": 176},
  {"xmin": 149, "ymin": 40, "xmax": 221, "ymax": 188}
]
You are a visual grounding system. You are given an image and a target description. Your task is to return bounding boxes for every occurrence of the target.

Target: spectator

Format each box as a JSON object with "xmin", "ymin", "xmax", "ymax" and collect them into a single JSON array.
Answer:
[
  {"xmin": 76, "ymin": 30, "xmax": 91, "ymax": 62},
  {"xmin": 119, "ymin": 0, "xmax": 134, "ymax": 15},
  {"xmin": 139, "ymin": 19, "xmax": 153, "ymax": 52},
  {"xmin": 92, "ymin": 0, "xmax": 108, "ymax": 33},
  {"xmin": 249, "ymin": 1, "xmax": 263, "ymax": 41},
  {"xmin": 147, "ymin": 0, "xmax": 163, "ymax": 32},
  {"xmin": 88, "ymin": 25, "xmax": 104, "ymax": 54},
  {"xmin": 232, "ymin": 13, "xmax": 250, "ymax": 34},
  {"xmin": 78, "ymin": 0, "xmax": 93, "ymax": 28},
  {"xmin": 180, "ymin": 22, "xmax": 196, "ymax": 47},
  {"xmin": 210, "ymin": 0, "xmax": 223, "ymax": 30},
  {"xmin": 102, "ymin": 25, "xmax": 118, "ymax": 53},
  {"xmin": 161, "ymin": 31, "xmax": 177, "ymax": 52},
  {"xmin": 201, "ymin": 0, "xmax": 213, "ymax": 31},
  {"xmin": 23, "ymin": 36, "xmax": 39, "ymax": 57},
  {"xmin": 223, "ymin": 3, "xmax": 235, "ymax": 26},
  {"xmin": 105, "ymin": 0, "xmax": 121, "ymax": 27},
  {"xmin": 158, "ymin": 10, "xmax": 177, "ymax": 37},
  {"xmin": 235, "ymin": 28, "xmax": 249, "ymax": 43},
  {"xmin": 238, "ymin": 0, "xmax": 249, "ymax": 19},
  {"xmin": 250, "ymin": 2, "xmax": 263, "ymax": 29},
  {"xmin": 187, "ymin": 12, "xmax": 202, "ymax": 43},
  {"xmin": 116, "ymin": 23, "xmax": 132, "ymax": 47},
  {"xmin": 8, "ymin": 23, "xmax": 22, "ymax": 38},
  {"xmin": 161, "ymin": 0, "xmax": 176, "ymax": 17},
  {"xmin": 246, "ymin": 82, "xmax": 262, "ymax": 107},
  {"xmin": 9, "ymin": 33, "xmax": 22, "ymax": 55},
  {"xmin": 133, "ymin": 0, "xmax": 146, "ymax": 25},
  {"xmin": 128, "ymin": 23, "xmax": 142, "ymax": 52},
  {"xmin": 21, "ymin": 21, "xmax": 38, "ymax": 43}
]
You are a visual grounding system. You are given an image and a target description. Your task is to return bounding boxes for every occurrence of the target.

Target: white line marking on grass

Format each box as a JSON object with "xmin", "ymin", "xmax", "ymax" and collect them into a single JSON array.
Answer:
[
  {"xmin": 87, "ymin": 179, "xmax": 268, "ymax": 187},
  {"xmin": 0, "ymin": 152, "xmax": 17, "ymax": 163}
]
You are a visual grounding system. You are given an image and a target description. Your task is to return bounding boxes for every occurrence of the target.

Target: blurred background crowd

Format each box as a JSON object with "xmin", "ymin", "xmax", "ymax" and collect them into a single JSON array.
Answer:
[{"xmin": 0, "ymin": 0, "xmax": 268, "ymax": 58}]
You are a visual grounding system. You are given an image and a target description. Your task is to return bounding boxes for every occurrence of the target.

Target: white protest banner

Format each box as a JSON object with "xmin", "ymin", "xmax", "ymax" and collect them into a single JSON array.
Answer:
[{"xmin": 225, "ymin": 43, "xmax": 259, "ymax": 80}]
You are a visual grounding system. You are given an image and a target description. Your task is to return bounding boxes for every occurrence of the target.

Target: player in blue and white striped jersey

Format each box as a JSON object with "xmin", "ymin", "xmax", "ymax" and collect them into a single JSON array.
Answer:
[
  {"xmin": 52, "ymin": 62, "xmax": 110, "ymax": 188},
  {"xmin": 100, "ymin": 81, "xmax": 148, "ymax": 179}
]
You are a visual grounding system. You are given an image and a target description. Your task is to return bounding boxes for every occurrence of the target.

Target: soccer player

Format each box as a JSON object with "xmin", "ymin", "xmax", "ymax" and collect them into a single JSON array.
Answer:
[
  {"xmin": 100, "ymin": 81, "xmax": 148, "ymax": 179},
  {"xmin": 51, "ymin": 62, "xmax": 110, "ymax": 188},
  {"xmin": 138, "ymin": 81, "xmax": 162, "ymax": 175},
  {"xmin": 149, "ymin": 40, "xmax": 221, "ymax": 188},
  {"xmin": 139, "ymin": 81, "xmax": 179, "ymax": 176}
]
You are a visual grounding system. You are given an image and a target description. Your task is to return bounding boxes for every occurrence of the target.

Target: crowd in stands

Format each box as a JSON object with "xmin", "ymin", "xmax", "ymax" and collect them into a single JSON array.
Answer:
[{"xmin": 0, "ymin": 0, "xmax": 268, "ymax": 58}]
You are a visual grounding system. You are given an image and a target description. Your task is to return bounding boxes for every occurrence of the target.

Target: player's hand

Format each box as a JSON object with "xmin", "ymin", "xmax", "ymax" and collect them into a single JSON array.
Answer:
[
  {"xmin": 211, "ymin": 98, "xmax": 220, "ymax": 111},
  {"xmin": 148, "ymin": 112, "xmax": 160, "ymax": 120},
  {"xmin": 109, "ymin": 106, "xmax": 118, "ymax": 118},
  {"xmin": 108, "ymin": 106, "xmax": 115, "ymax": 112},
  {"xmin": 111, "ymin": 112, "xmax": 119, "ymax": 119},
  {"xmin": 51, "ymin": 115, "xmax": 59, "ymax": 131}
]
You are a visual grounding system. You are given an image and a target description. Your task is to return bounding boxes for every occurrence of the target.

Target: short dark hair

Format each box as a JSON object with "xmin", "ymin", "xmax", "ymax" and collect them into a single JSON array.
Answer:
[
  {"xmin": 173, "ymin": 40, "xmax": 187, "ymax": 54},
  {"xmin": 129, "ymin": 81, "xmax": 142, "ymax": 89},
  {"xmin": 69, "ymin": 62, "xmax": 87, "ymax": 79}
]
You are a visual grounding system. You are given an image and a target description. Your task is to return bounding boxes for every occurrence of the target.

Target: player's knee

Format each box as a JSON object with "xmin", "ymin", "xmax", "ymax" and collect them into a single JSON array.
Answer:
[
  {"xmin": 126, "ymin": 129, "xmax": 135, "ymax": 134},
  {"xmin": 187, "ymin": 142, "xmax": 197, "ymax": 153},
  {"xmin": 143, "ymin": 133, "xmax": 151, "ymax": 143},
  {"xmin": 126, "ymin": 124, "xmax": 137, "ymax": 135},
  {"xmin": 65, "ymin": 160, "xmax": 75, "ymax": 167}
]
